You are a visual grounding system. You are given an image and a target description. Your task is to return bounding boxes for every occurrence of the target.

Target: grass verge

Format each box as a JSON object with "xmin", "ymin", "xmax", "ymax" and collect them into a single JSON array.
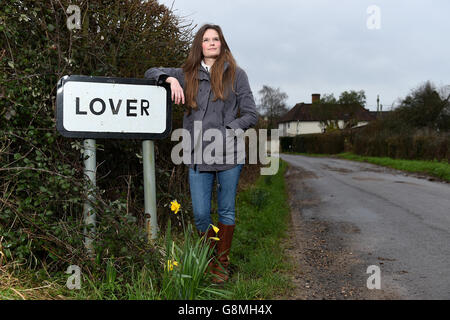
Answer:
[
  {"xmin": 1, "ymin": 160, "xmax": 294, "ymax": 300},
  {"xmin": 283, "ymin": 151, "xmax": 450, "ymax": 182},
  {"xmin": 0, "ymin": 263, "xmax": 67, "ymax": 300},
  {"xmin": 223, "ymin": 159, "xmax": 294, "ymax": 299}
]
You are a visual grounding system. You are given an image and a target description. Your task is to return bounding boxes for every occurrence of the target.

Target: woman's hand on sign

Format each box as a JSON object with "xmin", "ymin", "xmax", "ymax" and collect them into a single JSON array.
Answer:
[{"xmin": 166, "ymin": 77, "xmax": 185, "ymax": 105}]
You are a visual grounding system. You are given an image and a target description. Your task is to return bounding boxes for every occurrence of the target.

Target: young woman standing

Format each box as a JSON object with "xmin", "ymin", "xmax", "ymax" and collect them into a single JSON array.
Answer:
[{"xmin": 145, "ymin": 24, "xmax": 258, "ymax": 283}]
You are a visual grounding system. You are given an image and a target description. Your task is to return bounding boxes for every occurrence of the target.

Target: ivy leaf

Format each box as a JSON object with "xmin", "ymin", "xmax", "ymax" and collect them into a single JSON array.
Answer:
[{"xmin": 19, "ymin": 14, "xmax": 31, "ymax": 22}]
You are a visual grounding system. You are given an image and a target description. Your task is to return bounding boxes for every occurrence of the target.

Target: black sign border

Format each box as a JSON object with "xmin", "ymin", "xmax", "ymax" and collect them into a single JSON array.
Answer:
[{"xmin": 56, "ymin": 75, "xmax": 172, "ymax": 140}]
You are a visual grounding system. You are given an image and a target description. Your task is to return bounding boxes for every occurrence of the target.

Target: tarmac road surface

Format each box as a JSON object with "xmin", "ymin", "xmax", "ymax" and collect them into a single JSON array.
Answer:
[{"xmin": 281, "ymin": 153, "xmax": 450, "ymax": 299}]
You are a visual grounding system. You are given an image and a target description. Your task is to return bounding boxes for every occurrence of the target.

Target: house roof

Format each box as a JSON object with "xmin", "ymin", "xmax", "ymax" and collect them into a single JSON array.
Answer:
[{"xmin": 277, "ymin": 103, "xmax": 376, "ymax": 124}]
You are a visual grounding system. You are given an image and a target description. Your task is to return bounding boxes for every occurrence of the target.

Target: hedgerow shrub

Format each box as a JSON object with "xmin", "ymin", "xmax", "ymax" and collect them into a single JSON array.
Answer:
[{"xmin": 0, "ymin": 0, "xmax": 193, "ymax": 272}]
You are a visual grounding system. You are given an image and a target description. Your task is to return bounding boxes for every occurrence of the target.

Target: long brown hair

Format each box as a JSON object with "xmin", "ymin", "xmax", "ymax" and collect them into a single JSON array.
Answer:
[{"xmin": 182, "ymin": 24, "xmax": 237, "ymax": 110}]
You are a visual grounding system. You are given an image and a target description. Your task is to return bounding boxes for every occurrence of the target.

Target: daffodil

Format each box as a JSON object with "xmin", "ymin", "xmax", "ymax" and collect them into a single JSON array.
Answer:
[
  {"xmin": 170, "ymin": 200, "xmax": 181, "ymax": 214},
  {"xmin": 211, "ymin": 224, "xmax": 219, "ymax": 234},
  {"xmin": 166, "ymin": 259, "xmax": 179, "ymax": 271},
  {"xmin": 208, "ymin": 224, "xmax": 220, "ymax": 241}
]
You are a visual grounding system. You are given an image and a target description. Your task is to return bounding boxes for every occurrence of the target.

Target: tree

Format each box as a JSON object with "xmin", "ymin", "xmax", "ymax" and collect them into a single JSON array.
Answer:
[
  {"xmin": 339, "ymin": 90, "xmax": 367, "ymax": 107},
  {"xmin": 393, "ymin": 81, "xmax": 450, "ymax": 131},
  {"xmin": 257, "ymin": 85, "xmax": 289, "ymax": 130},
  {"xmin": 310, "ymin": 90, "xmax": 366, "ymax": 132},
  {"xmin": 317, "ymin": 93, "xmax": 338, "ymax": 104}
]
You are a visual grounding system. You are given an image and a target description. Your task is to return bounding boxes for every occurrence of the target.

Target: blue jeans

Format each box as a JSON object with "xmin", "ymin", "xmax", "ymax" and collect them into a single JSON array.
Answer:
[{"xmin": 188, "ymin": 164, "xmax": 243, "ymax": 232}]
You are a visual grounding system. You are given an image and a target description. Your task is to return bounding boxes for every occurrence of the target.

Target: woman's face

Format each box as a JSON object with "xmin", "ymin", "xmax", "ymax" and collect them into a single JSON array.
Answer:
[{"xmin": 202, "ymin": 28, "xmax": 221, "ymax": 60}]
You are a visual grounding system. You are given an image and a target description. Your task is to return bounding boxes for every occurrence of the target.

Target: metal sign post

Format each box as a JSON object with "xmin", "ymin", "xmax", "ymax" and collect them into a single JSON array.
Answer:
[
  {"xmin": 56, "ymin": 75, "xmax": 171, "ymax": 250},
  {"xmin": 142, "ymin": 140, "xmax": 158, "ymax": 241},
  {"xmin": 82, "ymin": 138, "xmax": 96, "ymax": 255}
]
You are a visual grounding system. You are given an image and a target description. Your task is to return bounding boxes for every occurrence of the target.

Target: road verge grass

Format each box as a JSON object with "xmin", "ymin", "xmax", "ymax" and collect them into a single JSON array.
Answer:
[
  {"xmin": 224, "ymin": 159, "xmax": 294, "ymax": 299},
  {"xmin": 283, "ymin": 151, "xmax": 450, "ymax": 182},
  {"xmin": 0, "ymin": 263, "xmax": 67, "ymax": 300},
  {"xmin": 1, "ymin": 160, "xmax": 294, "ymax": 300},
  {"xmin": 336, "ymin": 152, "xmax": 450, "ymax": 181}
]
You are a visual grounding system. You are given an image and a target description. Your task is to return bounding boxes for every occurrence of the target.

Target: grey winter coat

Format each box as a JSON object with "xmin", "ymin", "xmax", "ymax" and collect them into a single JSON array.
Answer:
[{"xmin": 144, "ymin": 63, "xmax": 259, "ymax": 171}]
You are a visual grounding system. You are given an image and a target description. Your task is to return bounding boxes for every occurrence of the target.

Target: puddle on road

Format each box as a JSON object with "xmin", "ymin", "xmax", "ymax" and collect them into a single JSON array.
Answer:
[
  {"xmin": 352, "ymin": 176, "xmax": 421, "ymax": 186},
  {"xmin": 320, "ymin": 164, "xmax": 354, "ymax": 174},
  {"xmin": 393, "ymin": 180, "xmax": 420, "ymax": 186},
  {"xmin": 352, "ymin": 176, "xmax": 385, "ymax": 182}
]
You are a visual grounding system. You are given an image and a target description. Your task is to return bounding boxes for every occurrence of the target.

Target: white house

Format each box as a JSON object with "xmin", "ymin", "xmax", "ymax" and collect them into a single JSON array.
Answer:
[{"xmin": 277, "ymin": 94, "xmax": 375, "ymax": 136}]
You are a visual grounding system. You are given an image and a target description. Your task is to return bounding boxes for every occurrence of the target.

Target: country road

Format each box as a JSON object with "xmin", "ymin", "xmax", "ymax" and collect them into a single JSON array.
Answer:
[{"xmin": 280, "ymin": 153, "xmax": 450, "ymax": 300}]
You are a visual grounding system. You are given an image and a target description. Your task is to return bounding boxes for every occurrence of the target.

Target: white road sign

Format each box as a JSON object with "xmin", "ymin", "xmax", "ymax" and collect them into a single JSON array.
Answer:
[{"xmin": 56, "ymin": 75, "xmax": 172, "ymax": 139}]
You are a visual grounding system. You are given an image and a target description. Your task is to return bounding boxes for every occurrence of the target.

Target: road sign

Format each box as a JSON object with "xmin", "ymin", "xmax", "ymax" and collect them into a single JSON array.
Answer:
[
  {"xmin": 56, "ymin": 74, "xmax": 170, "ymax": 248},
  {"xmin": 56, "ymin": 75, "xmax": 172, "ymax": 139}
]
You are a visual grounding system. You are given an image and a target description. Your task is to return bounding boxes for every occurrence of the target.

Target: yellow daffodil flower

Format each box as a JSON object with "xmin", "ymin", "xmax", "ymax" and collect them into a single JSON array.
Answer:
[
  {"xmin": 170, "ymin": 200, "xmax": 181, "ymax": 214},
  {"xmin": 206, "ymin": 224, "xmax": 220, "ymax": 241},
  {"xmin": 166, "ymin": 259, "xmax": 179, "ymax": 271},
  {"xmin": 210, "ymin": 224, "xmax": 219, "ymax": 234}
]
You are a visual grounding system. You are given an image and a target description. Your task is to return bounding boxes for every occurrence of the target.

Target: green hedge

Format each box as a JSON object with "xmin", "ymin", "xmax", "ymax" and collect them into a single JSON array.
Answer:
[
  {"xmin": 0, "ymin": 0, "xmax": 192, "ymax": 270},
  {"xmin": 281, "ymin": 129, "xmax": 449, "ymax": 162},
  {"xmin": 352, "ymin": 130, "xmax": 449, "ymax": 161},
  {"xmin": 280, "ymin": 132, "xmax": 346, "ymax": 154}
]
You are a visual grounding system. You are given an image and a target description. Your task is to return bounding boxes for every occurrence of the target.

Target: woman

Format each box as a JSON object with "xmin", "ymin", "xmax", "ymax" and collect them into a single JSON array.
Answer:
[{"xmin": 145, "ymin": 24, "xmax": 258, "ymax": 283}]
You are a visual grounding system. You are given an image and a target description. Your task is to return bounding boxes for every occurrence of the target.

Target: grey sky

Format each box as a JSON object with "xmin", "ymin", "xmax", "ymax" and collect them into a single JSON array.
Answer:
[{"xmin": 158, "ymin": 0, "xmax": 450, "ymax": 111}]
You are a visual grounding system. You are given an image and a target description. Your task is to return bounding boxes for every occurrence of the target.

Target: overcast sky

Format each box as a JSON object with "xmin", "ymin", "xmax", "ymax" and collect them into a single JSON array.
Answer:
[{"xmin": 158, "ymin": 0, "xmax": 450, "ymax": 111}]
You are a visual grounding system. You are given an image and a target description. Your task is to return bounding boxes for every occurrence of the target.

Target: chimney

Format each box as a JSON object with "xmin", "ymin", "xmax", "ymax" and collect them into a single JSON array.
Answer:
[{"xmin": 312, "ymin": 93, "xmax": 320, "ymax": 104}]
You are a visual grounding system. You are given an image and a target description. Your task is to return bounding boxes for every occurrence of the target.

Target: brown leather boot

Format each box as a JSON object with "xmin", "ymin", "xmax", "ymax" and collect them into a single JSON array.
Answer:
[{"xmin": 212, "ymin": 222, "xmax": 235, "ymax": 283}]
